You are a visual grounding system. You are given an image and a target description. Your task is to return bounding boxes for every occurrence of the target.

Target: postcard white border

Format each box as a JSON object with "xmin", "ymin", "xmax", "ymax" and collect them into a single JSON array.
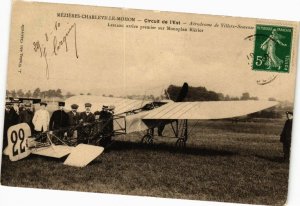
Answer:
[{"xmin": 0, "ymin": 1, "xmax": 299, "ymax": 206}]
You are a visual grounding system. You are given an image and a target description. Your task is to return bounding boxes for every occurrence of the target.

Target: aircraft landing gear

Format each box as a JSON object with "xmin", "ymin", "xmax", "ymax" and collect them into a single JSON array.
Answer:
[
  {"xmin": 175, "ymin": 138, "xmax": 186, "ymax": 149},
  {"xmin": 141, "ymin": 134, "xmax": 153, "ymax": 144},
  {"xmin": 171, "ymin": 119, "xmax": 188, "ymax": 149},
  {"xmin": 141, "ymin": 129, "xmax": 154, "ymax": 145}
]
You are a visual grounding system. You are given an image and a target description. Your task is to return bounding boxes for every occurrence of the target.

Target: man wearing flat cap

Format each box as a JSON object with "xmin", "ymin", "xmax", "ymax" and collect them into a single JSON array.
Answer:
[
  {"xmin": 280, "ymin": 111, "xmax": 293, "ymax": 161},
  {"xmin": 67, "ymin": 104, "xmax": 80, "ymax": 138},
  {"xmin": 78, "ymin": 103, "xmax": 95, "ymax": 143},
  {"xmin": 68, "ymin": 104, "xmax": 80, "ymax": 126},
  {"xmin": 49, "ymin": 102, "xmax": 69, "ymax": 139},
  {"xmin": 80, "ymin": 103, "xmax": 95, "ymax": 124},
  {"xmin": 32, "ymin": 102, "xmax": 50, "ymax": 134},
  {"xmin": 94, "ymin": 105, "xmax": 114, "ymax": 146},
  {"xmin": 19, "ymin": 102, "xmax": 34, "ymax": 133}
]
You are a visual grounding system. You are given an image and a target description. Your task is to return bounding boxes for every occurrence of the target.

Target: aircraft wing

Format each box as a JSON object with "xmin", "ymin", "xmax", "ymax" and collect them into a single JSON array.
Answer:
[
  {"xmin": 142, "ymin": 100, "xmax": 278, "ymax": 120},
  {"xmin": 31, "ymin": 144, "xmax": 104, "ymax": 167},
  {"xmin": 64, "ymin": 144, "xmax": 104, "ymax": 167},
  {"xmin": 65, "ymin": 95, "xmax": 150, "ymax": 113}
]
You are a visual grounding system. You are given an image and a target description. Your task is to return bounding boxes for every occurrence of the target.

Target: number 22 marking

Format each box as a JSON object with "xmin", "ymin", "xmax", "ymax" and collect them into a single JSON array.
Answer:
[{"xmin": 10, "ymin": 128, "xmax": 26, "ymax": 156}]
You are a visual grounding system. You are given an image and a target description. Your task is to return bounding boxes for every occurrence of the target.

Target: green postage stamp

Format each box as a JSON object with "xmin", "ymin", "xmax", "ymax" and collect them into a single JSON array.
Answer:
[{"xmin": 253, "ymin": 25, "xmax": 293, "ymax": 73}]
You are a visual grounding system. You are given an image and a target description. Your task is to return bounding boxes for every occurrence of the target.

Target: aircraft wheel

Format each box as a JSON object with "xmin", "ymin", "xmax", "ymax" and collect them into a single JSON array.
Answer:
[
  {"xmin": 141, "ymin": 134, "xmax": 153, "ymax": 145},
  {"xmin": 175, "ymin": 138, "xmax": 186, "ymax": 149}
]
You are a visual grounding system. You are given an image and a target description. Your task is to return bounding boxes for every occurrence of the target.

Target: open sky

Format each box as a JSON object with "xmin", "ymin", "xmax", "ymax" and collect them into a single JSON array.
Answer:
[{"xmin": 6, "ymin": 2, "xmax": 298, "ymax": 101}]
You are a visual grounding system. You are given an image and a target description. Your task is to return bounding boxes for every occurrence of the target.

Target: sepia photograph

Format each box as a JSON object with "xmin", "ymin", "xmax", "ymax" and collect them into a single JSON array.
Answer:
[{"xmin": 0, "ymin": 1, "xmax": 299, "ymax": 205}]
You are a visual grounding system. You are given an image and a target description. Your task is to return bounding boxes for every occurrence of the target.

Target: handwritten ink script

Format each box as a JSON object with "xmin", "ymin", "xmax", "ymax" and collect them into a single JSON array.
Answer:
[{"xmin": 32, "ymin": 21, "xmax": 79, "ymax": 79}]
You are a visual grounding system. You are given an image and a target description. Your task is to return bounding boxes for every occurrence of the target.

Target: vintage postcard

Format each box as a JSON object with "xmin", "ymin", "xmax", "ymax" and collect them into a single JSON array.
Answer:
[{"xmin": 1, "ymin": 1, "xmax": 299, "ymax": 205}]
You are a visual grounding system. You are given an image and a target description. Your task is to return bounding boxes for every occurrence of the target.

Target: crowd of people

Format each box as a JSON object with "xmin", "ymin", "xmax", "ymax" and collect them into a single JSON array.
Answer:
[
  {"xmin": 2, "ymin": 99, "xmax": 293, "ymax": 161},
  {"xmin": 3, "ymin": 100, "xmax": 115, "ymax": 149}
]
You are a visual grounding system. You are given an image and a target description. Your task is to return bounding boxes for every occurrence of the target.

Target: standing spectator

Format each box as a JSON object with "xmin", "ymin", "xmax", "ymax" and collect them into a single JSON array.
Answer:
[
  {"xmin": 12, "ymin": 100, "xmax": 20, "ymax": 115},
  {"xmin": 19, "ymin": 102, "xmax": 34, "ymax": 133},
  {"xmin": 2, "ymin": 102, "xmax": 19, "ymax": 151},
  {"xmin": 67, "ymin": 104, "xmax": 80, "ymax": 138},
  {"xmin": 94, "ymin": 105, "xmax": 114, "ymax": 146},
  {"xmin": 78, "ymin": 103, "xmax": 95, "ymax": 143},
  {"xmin": 99, "ymin": 105, "xmax": 114, "ymax": 136},
  {"xmin": 80, "ymin": 103, "xmax": 95, "ymax": 124},
  {"xmin": 49, "ymin": 102, "xmax": 69, "ymax": 139},
  {"xmin": 280, "ymin": 111, "xmax": 293, "ymax": 161},
  {"xmin": 32, "ymin": 102, "xmax": 50, "ymax": 134},
  {"xmin": 18, "ymin": 103, "xmax": 25, "ymax": 114},
  {"xmin": 68, "ymin": 104, "xmax": 80, "ymax": 126}
]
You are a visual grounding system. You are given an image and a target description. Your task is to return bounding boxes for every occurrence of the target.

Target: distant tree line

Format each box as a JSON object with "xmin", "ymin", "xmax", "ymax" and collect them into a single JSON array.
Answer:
[
  {"xmin": 126, "ymin": 94, "xmax": 164, "ymax": 101},
  {"xmin": 248, "ymin": 109, "xmax": 283, "ymax": 119},
  {"xmin": 166, "ymin": 85, "xmax": 259, "ymax": 102},
  {"xmin": 7, "ymin": 85, "xmax": 279, "ymax": 102},
  {"xmin": 6, "ymin": 88, "xmax": 77, "ymax": 99}
]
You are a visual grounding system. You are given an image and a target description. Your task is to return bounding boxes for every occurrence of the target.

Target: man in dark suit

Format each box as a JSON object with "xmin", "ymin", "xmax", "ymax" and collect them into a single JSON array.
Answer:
[
  {"xmin": 98, "ymin": 105, "xmax": 114, "ymax": 136},
  {"xmin": 78, "ymin": 103, "xmax": 95, "ymax": 144},
  {"xmin": 94, "ymin": 105, "xmax": 114, "ymax": 146},
  {"xmin": 68, "ymin": 104, "xmax": 80, "ymax": 126},
  {"xmin": 67, "ymin": 104, "xmax": 80, "ymax": 139},
  {"xmin": 3, "ymin": 102, "xmax": 19, "ymax": 151},
  {"xmin": 280, "ymin": 111, "xmax": 293, "ymax": 161},
  {"xmin": 80, "ymin": 103, "xmax": 95, "ymax": 124},
  {"xmin": 19, "ymin": 102, "xmax": 34, "ymax": 133},
  {"xmin": 49, "ymin": 102, "xmax": 69, "ymax": 140}
]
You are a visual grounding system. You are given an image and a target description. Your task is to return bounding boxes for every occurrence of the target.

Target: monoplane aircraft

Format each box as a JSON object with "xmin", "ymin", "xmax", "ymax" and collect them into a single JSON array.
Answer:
[
  {"xmin": 64, "ymin": 83, "xmax": 277, "ymax": 146},
  {"xmin": 3, "ymin": 83, "xmax": 278, "ymax": 167}
]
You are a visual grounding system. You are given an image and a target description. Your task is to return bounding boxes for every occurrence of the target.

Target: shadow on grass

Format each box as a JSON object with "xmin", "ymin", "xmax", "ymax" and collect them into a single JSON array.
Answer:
[
  {"xmin": 1, "ymin": 140, "xmax": 237, "ymax": 168},
  {"xmin": 1, "ymin": 153, "xmax": 65, "ymax": 164},
  {"xmin": 107, "ymin": 141, "xmax": 238, "ymax": 157},
  {"xmin": 25, "ymin": 153, "xmax": 69, "ymax": 163},
  {"xmin": 255, "ymin": 155, "xmax": 287, "ymax": 163}
]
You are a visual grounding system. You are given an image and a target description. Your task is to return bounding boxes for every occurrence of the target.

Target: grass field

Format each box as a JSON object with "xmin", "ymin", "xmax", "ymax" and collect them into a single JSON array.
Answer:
[{"xmin": 0, "ymin": 119, "xmax": 289, "ymax": 205}]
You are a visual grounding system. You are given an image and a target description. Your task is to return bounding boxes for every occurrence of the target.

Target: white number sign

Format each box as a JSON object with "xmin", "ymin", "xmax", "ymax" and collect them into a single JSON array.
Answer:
[{"xmin": 7, "ymin": 123, "xmax": 31, "ymax": 161}]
